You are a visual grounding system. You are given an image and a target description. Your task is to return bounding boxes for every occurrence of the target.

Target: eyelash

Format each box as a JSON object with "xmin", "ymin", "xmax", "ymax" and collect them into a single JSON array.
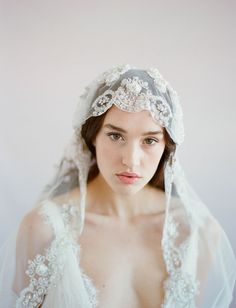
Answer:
[{"xmin": 106, "ymin": 132, "xmax": 159, "ymax": 145}]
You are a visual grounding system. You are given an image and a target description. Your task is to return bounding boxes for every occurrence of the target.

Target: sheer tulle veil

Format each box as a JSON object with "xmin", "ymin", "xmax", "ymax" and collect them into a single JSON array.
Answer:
[{"xmin": 0, "ymin": 64, "xmax": 235, "ymax": 307}]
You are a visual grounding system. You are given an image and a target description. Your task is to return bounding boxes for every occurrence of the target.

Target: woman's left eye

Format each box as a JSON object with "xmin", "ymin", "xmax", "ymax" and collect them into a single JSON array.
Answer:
[{"xmin": 144, "ymin": 138, "xmax": 158, "ymax": 145}]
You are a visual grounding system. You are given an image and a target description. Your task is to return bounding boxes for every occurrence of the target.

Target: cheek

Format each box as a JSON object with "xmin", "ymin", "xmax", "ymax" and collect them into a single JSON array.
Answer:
[
  {"xmin": 146, "ymin": 147, "xmax": 165, "ymax": 170},
  {"xmin": 95, "ymin": 140, "xmax": 119, "ymax": 166}
]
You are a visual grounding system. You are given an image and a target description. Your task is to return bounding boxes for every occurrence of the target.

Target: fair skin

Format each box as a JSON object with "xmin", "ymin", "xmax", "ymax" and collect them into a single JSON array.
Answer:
[
  {"xmin": 86, "ymin": 105, "xmax": 166, "ymax": 221},
  {"xmin": 76, "ymin": 106, "xmax": 168, "ymax": 307}
]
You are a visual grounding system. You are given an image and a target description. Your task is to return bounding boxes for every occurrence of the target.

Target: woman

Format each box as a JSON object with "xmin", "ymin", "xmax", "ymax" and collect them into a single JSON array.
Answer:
[{"xmin": 0, "ymin": 65, "xmax": 235, "ymax": 307}]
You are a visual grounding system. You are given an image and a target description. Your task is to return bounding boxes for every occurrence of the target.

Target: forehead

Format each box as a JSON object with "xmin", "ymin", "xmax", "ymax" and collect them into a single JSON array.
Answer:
[{"xmin": 103, "ymin": 105, "xmax": 164, "ymax": 131}]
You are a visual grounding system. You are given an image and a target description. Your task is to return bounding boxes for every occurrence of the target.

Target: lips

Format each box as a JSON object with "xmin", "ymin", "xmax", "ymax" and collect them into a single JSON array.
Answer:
[
  {"xmin": 116, "ymin": 172, "xmax": 141, "ymax": 184},
  {"xmin": 117, "ymin": 172, "xmax": 141, "ymax": 178}
]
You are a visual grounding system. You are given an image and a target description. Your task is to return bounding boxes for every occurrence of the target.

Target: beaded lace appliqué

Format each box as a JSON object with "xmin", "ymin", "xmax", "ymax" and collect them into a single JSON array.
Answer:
[
  {"xmin": 16, "ymin": 202, "xmax": 99, "ymax": 308},
  {"xmin": 91, "ymin": 76, "xmax": 172, "ymax": 127},
  {"xmin": 60, "ymin": 202, "xmax": 99, "ymax": 308},
  {"xmin": 73, "ymin": 64, "xmax": 184, "ymax": 144},
  {"xmin": 161, "ymin": 215, "xmax": 199, "ymax": 308},
  {"xmin": 101, "ymin": 64, "xmax": 133, "ymax": 86},
  {"xmin": 16, "ymin": 232, "xmax": 74, "ymax": 308}
]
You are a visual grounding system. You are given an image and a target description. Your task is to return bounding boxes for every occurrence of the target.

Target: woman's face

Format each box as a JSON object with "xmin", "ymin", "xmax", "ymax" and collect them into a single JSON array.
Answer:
[{"xmin": 93, "ymin": 105, "xmax": 166, "ymax": 195}]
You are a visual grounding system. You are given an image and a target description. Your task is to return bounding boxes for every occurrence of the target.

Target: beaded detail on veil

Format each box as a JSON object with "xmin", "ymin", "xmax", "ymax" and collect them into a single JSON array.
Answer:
[{"xmin": 91, "ymin": 76, "xmax": 172, "ymax": 127}]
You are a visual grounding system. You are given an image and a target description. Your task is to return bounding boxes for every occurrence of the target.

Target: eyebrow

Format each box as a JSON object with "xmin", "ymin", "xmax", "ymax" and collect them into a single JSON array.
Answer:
[{"xmin": 103, "ymin": 124, "xmax": 164, "ymax": 136}]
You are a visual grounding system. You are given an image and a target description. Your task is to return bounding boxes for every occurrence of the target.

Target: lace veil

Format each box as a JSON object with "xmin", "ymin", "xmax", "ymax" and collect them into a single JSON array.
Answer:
[{"xmin": 0, "ymin": 64, "xmax": 235, "ymax": 307}]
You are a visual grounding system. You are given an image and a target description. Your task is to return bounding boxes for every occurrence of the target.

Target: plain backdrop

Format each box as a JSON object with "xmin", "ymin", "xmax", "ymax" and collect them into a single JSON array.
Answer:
[{"xmin": 0, "ymin": 0, "xmax": 235, "ymax": 305}]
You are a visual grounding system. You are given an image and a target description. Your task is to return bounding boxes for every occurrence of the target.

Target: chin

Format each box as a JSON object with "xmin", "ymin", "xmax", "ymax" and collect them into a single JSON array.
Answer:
[{"xmin": 109, "ymin": 180, "xmax": 147, "ymax": 196}]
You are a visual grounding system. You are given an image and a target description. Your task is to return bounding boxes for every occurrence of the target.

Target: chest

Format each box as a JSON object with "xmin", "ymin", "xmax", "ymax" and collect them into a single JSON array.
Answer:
[{"xmin": 77, "ymin": 214, "xmax": 167, "ymax": 308}]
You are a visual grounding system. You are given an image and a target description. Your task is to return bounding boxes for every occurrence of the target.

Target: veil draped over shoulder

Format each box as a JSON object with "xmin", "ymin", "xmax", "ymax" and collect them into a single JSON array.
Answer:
[{"xmin": 0, "ymin": 65, "xmax": 235, "ymax": 308}]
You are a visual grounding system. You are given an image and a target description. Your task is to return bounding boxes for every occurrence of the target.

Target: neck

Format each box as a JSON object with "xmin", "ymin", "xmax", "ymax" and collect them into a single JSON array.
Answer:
[{"xmin": 86, "ymin": 173, "xmax": 165, "ymax": 221}]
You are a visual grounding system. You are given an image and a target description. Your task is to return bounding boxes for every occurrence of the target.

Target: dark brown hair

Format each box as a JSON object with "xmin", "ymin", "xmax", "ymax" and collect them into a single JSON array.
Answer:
[{"xmin": 81, "ymin": 111, "xmax": 176, "ymax": 191}]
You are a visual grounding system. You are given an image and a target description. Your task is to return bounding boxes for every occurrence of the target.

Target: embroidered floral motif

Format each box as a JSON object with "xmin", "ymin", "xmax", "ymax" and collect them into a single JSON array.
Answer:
[
  {"xmin": 147, "ymin": 68, "xmax": 169, "ymax": 93},
  {"xmin": 59, "ymin": 203, "xmax": 99, "ymax": 307},
  {"xmin": 91, "ymin": 90, "xmax": 114, "ymax": 116},
  {"xmin": 162, "ymin": 215, "xmax": 199, "ymax": 308},
  {"xmin": 16, "ymin": 232, "xmax": 75, "ymax": 307},
  {"xmin": 91, "ymin": 76, "xmax": 172, "ymax": 127},
  {"xmin": 73, "ymin": 65, "xmax": 184, "ymax": 144},
  {"xmin": 101, "ymin": 64, "xmax": 134, "ymax": 86},
  {"xmin": 163, "ymin": 270, "xmax": 199, "ymax": 308}
]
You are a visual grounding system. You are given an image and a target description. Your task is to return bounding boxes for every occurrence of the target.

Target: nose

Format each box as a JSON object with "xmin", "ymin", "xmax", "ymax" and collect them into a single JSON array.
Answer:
[{"xmin": 121, "ymin": 142, "xmax": 142, "ymax": 169}]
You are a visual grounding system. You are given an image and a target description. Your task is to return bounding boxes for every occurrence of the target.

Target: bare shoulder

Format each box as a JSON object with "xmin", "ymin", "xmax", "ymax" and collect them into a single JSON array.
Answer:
[{"xmin": 17, "ymin": 203, "xmax": 55, "ymax": 258}]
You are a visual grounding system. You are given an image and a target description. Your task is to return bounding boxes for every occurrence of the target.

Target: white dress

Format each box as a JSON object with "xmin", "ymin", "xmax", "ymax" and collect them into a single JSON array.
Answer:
[{"xmin": 0, "ymin": 199, "xmax": 235, "ymax": 308}]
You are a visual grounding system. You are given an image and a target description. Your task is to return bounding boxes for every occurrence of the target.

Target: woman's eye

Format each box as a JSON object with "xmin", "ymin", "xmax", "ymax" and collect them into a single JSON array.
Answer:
[
  {"xmin": 144, "ymin": 138, "xmax": 158, "ymax": 145},
  {"xmin": 107, "ymin": 133, "xmax": 123, "ymax": 141}
]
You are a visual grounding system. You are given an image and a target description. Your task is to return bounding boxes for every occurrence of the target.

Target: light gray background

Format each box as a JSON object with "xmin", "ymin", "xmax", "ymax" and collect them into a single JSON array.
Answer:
[{"xmin": 1, "ymin": 0, "xmax": 235, "ymax": 305}]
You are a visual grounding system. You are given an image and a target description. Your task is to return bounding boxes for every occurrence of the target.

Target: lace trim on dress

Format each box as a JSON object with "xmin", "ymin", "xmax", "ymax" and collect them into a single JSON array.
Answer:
[
  {"xmin": 161, "ymin": 215, "xmax": 199, "ymax": 308},
  {"xmin": 60, "ymin": 202, "xmax": 99, "ymax": 308},
  {"xmin": 16, "ymin": 243, "xmax": 98, "ymax": 308},
  {"xmin": 81, "ymin": 272, "xmax": 99, "ymax": 308},
  {"xmin": 16, "ymin": 232, "xmax": 73, "ymax": 308},
  {"xmin": 16, "ymin": 201, "xmax": 99, "ymax": 308}
]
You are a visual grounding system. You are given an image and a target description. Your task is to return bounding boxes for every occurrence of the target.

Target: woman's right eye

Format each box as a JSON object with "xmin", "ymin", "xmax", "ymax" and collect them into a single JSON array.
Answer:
[{"xmin": 106, "ymin": 132, "xmax": 123, "ymax": 141}]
